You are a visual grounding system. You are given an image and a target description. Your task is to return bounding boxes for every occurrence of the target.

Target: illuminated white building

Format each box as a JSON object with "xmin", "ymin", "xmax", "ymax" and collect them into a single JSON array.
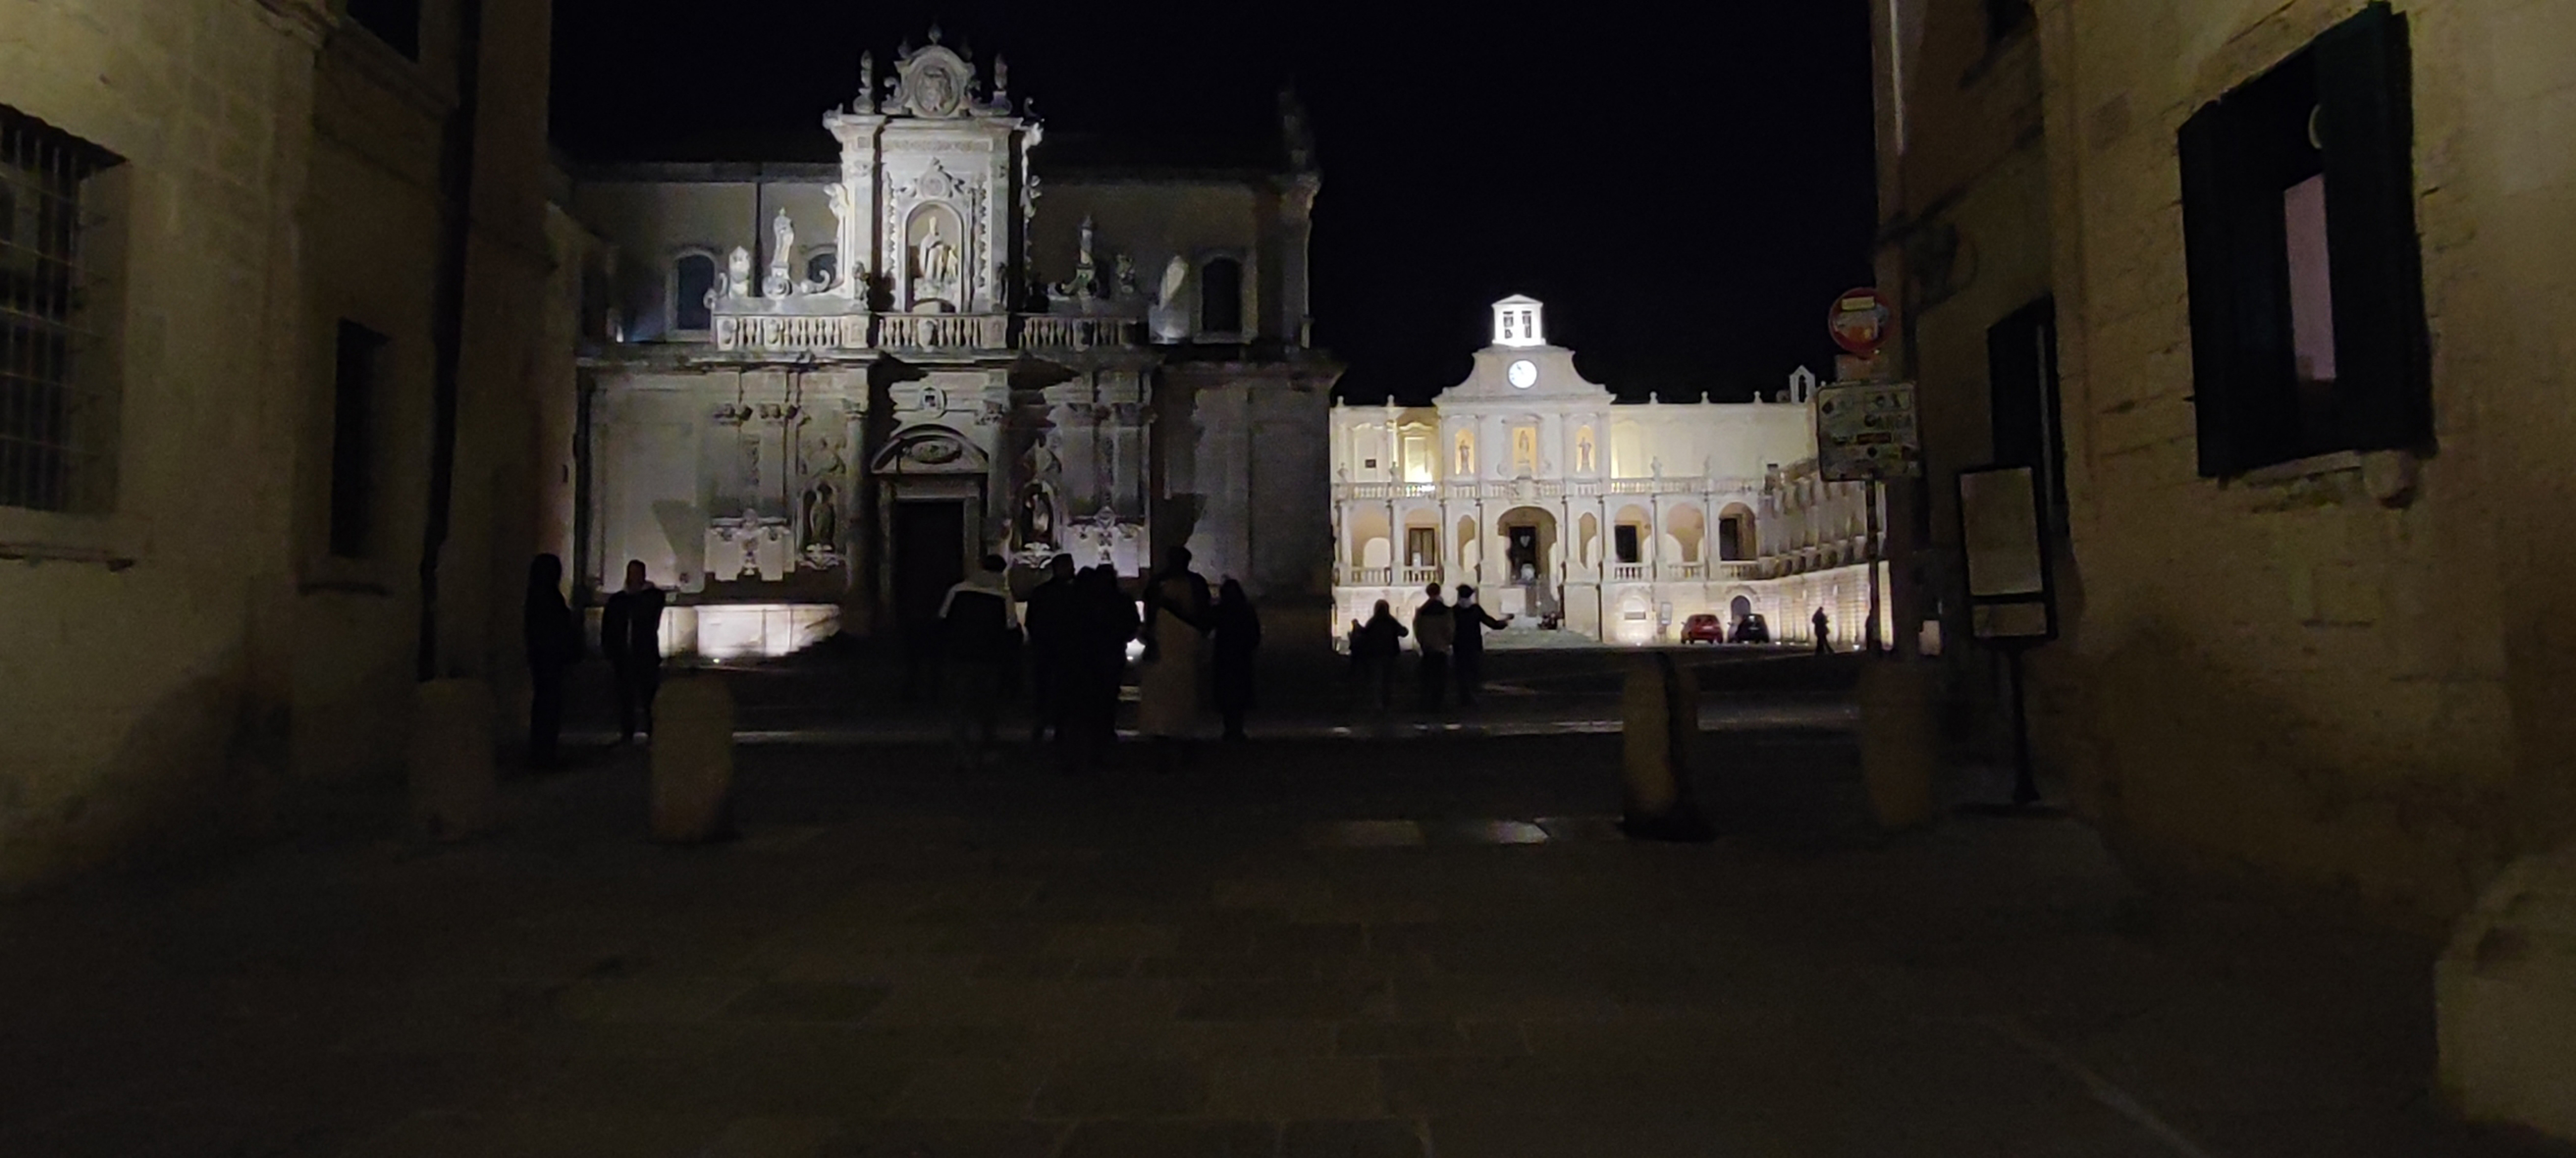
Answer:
[{"xmin": 1329, "ymin": 296, "xmax": 1888, "ymax": 647}]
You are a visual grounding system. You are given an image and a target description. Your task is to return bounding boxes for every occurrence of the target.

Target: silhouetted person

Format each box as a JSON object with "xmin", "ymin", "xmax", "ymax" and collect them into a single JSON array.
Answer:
[
  {"xmin": 1065, "ymin": 564, "xmax": 1139, "ymax": 773},
  {"xmin": 1412, "ymin": 583, "xmax": 1455, "ymax": 713},
  {"xmin": 1138, "ymin": 547, "xmax": 1213, "ymax": 771},
  {"xmin": 940, "ymin": 554, "xmax": 1019, "ymax": 771},
  {"xmin": 522, "ymin": 554, "xmax": 582, "ymax": 769},
  {"xmin": 1451, "ymin": 583, "xmax": 1513, "ymax": 708},
  {"xmin": 600, "ymin": 560, "xmax": 666, "ymax": 743},
  {"xmin": 1024, "ymin": 554, "xmax": 1080, "ymax": 745},
  {"xmin": 1812, "ymin": 607, "xmax": 1832, "ymax": 655},
  {"xmin": 1211, "ymin": 578, "xmax": 1262, "ymax": 743},
  {"xmin": 1351, "ymin": 599, "xmax": 1407, "ymax": 711}
]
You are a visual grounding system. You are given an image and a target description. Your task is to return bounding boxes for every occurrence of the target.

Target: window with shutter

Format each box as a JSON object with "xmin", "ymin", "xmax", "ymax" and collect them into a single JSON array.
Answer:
[{"xmin": 2176, "ymin": 1, "xmax": 2427, "ymax": 477}]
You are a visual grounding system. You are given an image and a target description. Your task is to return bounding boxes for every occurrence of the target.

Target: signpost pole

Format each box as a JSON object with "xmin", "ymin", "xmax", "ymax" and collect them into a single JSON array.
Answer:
[{"xmin": 1864, "ymin": 476, "xmax": 1883, "ymax": 656}]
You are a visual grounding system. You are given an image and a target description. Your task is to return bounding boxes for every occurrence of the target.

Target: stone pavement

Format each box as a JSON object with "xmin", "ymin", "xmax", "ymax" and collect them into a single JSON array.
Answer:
[{"xmin": 0, "ymin": 733, "xmax": 2562, "ymax": 1158}]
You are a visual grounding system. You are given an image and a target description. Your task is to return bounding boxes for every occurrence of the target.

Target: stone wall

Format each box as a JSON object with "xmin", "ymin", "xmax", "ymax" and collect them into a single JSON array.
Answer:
[
  {"xmin": 0, "ymin": 0, "xmax": 558, "ymax": 889},
  {"xmin": 2029, "ymin": 0, "xmax": 2576, "ymax": 932}
]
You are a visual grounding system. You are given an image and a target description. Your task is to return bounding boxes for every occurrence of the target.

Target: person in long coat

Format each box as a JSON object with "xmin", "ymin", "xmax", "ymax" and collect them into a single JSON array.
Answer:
[
  {"xmin": 521, "ymin": 554, "xmax": 582, "ymax": 769},
  {"xmin": 1350, "ymin": 599, "xmax": 1408, "ymax": 711},
  {"xmin": 1211, "ymin": 578, "xmax": 1262, "ymax": 743},
  {"xmin": 1136, "ymin": 547, "xmax": 1212, "ymax": 769}
]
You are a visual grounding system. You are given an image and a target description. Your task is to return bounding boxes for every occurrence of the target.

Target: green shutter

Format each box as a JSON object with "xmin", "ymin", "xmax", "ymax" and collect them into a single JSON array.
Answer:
[
  {"xmin": 2180, "ymin": 102, "xmax": 2256, "ymax": 476},
  {"xmin": 2317, "ymin": 2, "xmax": 2432, "ymax": 452}
]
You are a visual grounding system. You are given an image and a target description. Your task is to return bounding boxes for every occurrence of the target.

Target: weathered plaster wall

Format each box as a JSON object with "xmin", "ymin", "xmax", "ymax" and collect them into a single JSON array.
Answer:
[{"xmin": 2032, "ymin": 0, "xmax": 2576, "ymax": 931}]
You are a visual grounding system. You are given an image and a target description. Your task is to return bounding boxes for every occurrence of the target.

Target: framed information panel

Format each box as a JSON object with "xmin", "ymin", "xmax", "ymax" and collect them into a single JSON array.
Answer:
[{"xmin": 1957, "ymin": 464, "xmax": 2056, "ymax": 642}]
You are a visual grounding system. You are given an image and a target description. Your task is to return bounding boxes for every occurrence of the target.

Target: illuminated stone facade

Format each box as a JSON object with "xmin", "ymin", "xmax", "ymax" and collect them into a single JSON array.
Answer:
[
  {"xmin": 566, "ymin": 34, "xmax": 1340, "ymax": 658},
  {"xmin": 1329, "ymin": 297, "xmax": 1888, "ymax": 647}
]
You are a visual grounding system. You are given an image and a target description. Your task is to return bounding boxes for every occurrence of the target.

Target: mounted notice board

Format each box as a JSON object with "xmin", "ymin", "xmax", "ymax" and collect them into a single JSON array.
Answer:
[{"xmin": 1957, "ymin": 464, "xmax": 2057, "ymax": 642}]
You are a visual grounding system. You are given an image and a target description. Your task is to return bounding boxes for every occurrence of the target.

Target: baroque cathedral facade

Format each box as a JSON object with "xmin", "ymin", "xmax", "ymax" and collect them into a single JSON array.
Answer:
[{"xmin": 563, "ymin": 32, "xmax": 1339, "ymax": 658}]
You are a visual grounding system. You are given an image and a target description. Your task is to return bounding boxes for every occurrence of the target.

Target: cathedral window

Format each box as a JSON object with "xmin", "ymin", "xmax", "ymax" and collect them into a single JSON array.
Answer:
[
  {"xmin": 0, "ymin": 107, "xmax": 125, "ymax": 515},
  {"xmin": 671, "ymin": 251, "xmax": 718, "ymax": 336},
  {"xmin": 327, "ymin": 321, "xmax": 387, "ymax": 559},
  {"xmin": 1199, "ymin": 256, "xmax": 1244, "ymax": 337},
  {"xmin": 347, "ymin": 0, "xmax": 424, "ymax": 60}
]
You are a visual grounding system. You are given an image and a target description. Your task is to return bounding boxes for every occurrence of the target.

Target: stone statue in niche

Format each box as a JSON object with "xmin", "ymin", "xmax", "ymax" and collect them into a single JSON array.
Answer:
[
  {"xmin": 1018, "ymin": 484, "xmax": 1055, "ymax": 549},
  {"xmin": 802, "ymin": 480, "xmax": 841, "ymax": 565},
  {"xmin": 766, "ymin": 211, "xmax": 796, "ymax": 298}
]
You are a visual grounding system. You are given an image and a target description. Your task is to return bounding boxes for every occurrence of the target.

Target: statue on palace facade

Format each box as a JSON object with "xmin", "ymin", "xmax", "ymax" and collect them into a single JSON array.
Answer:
[{"xmin": 765, "ymin": 210, "xmax": 797, "ymax": 298}]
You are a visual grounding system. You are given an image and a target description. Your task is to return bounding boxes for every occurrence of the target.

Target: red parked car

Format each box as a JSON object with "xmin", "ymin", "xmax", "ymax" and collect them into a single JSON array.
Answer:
[{"xmin": 1681, "ymin": 613, "xmax": 1727, "ymax": 644}]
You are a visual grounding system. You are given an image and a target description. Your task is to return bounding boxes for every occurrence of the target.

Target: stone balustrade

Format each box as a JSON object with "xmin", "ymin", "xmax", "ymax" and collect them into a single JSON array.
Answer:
[
  {"xmin": 1330, "ymin": 477, "xmax": 1758, "ymax": 503},
  {"xmin": 1019, "ymin": 315, "xmax": 1140, "ymax": 350},
  {"xmin": 879, "ymin": 313, "xmax": 1010, "ymax": 352},
  {"xmin": 699, "ymin": 309, "xmax": 1140, "ymax": 356}
]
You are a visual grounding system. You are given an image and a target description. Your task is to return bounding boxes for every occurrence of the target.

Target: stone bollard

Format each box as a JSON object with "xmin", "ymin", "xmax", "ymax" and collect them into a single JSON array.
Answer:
[
  {"xmin": 2437, "ymin": 842, "xmax": 2576, "ymax": 1143},
  {"xmin": 1857, "ymin": 659, "xmax": 1937, "ymax": 832},
  {"xmin": 409, "ymin": 678, "xmax": 497, "ymax": 842},
  {"xmin": 650, "ymin": 672, "xmax": 738, "ymax": 844},
  {"xmin": 1618, "ymin": 653, "xmax": 1714, "ymax": 843}
]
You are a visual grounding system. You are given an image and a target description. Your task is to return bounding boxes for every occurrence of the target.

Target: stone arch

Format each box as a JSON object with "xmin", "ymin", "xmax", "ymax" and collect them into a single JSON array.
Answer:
[
  {"xmin": 1348, "ymin": 506, "xmax": 1392, "ymax": 570},
  {"xmin": 1577, "ymin": 511, "xmax": 1601, "ymax": 569},
  {"xmin": 1664, "ymin": 503, "xmax": 1707, "ymax": 564},
  {"xmin": 1612, "ymin": 503, "xmax": 1651, "ymax": 565},
  {"xmin": 1455, "ymin": 515, "xmax": 1480, "ymax": 574},
  {"xmin": 1717, "ymin": 501, "xmax": 1757, "ymax": 561},
  {"xmin": 1496, "ymin": 505, "xmax": 1557, "ymax": 587}
]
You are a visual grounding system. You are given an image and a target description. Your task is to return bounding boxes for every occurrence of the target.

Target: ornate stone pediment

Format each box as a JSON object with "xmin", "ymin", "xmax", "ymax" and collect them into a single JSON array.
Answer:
[
  {"xmin": 870, "ymin": 426, "xmax": 989, "ymax": 475},
  {"xmin": 882, "ymin": 30, "xmax": 1011, "ymax": 120}
]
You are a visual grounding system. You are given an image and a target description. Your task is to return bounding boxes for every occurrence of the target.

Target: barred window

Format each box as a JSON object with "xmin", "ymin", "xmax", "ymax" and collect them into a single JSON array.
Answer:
[{"xmin": 1, "ymin": 107, "xmax": 124, "ymax": 515}]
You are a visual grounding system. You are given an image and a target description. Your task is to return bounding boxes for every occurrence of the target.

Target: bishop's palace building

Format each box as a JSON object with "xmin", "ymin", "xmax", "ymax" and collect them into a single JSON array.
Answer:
[{"xmin": 565, "ymin": 33, "xmax": 1884, "ymax": 657}]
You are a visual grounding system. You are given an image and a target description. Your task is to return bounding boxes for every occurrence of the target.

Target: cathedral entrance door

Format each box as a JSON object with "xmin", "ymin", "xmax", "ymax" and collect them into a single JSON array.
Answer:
[{"xmin": 893, "ymin": 499, "xmax": 968, "ymax": 637}]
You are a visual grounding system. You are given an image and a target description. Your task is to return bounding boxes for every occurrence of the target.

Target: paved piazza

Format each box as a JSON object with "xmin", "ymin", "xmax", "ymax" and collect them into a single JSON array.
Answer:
[{"xmin": 0, "ymin": 674, "xmax": 2556, "ymax": 1157}]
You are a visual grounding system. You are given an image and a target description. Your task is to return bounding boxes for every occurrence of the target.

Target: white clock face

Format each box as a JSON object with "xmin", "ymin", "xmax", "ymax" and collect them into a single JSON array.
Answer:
[{"xmin": 1508, "ymin": 360, "xmax": 1537, "ymax": 389}]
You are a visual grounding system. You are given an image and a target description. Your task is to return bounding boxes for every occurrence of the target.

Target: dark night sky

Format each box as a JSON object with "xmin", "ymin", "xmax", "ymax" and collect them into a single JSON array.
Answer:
[{"xmin": 549, "ymin": 2, "xmax": 1878, "ymax": 405}]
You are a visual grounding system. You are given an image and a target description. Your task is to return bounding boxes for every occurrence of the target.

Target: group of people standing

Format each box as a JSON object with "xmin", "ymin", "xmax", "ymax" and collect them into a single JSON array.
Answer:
[
  {"xmin": 521, "ymin": 555, "xmax": 667, "ymax": 769},
  {"xmin": 943, "ymin": 546, "xmax": 1262, "ymax": 775},
  {"xmin": 1347, "ymin": 582, "xmax": 1513, "ymax": 713},
  {"xmin": 517, "ymin": 546, "xmax": 1267, "ymax": 774}
]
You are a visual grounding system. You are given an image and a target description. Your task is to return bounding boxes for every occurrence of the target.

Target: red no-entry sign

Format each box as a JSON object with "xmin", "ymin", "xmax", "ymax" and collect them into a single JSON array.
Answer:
[{"xmin": 1828, "ymin": 288, "xmax": 1891, "ymax": 356}]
